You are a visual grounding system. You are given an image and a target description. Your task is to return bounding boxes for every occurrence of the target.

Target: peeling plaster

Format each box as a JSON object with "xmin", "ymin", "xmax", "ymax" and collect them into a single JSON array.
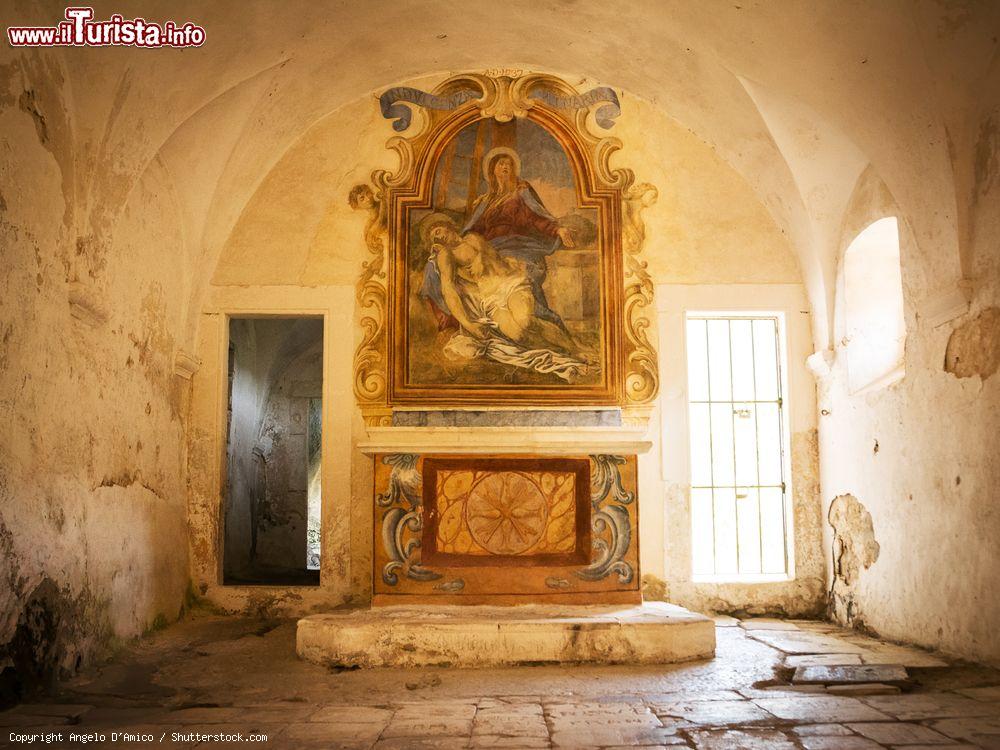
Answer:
[
  {"xmin": 944, "ymin": 307, "xmax": 1000, "ymax": 380},
  {"xmin": 828, "ymin": 494, "xmax": 880, "ymax": 626}
]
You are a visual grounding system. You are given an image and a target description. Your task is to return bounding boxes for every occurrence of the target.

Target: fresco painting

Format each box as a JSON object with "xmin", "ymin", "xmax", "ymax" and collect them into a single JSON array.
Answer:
[{"xmin": 405, "ymin": 117, "xmax": 602, "ymax": 388}]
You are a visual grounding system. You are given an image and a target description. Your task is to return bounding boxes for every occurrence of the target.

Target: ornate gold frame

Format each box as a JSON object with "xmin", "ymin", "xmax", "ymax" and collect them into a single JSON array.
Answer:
[{"xmin": 351, "ymin": 72, "xmax": 659, "ymax": 420}]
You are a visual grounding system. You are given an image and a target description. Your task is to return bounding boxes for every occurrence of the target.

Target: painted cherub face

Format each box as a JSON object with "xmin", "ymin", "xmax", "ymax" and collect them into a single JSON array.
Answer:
[{"xmin": 348, "ymin": 184, "xmax": 375, "ymax": 210}]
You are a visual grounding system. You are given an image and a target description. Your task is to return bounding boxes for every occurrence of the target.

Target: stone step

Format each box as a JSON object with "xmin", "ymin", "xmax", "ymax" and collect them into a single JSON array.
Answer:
[{"xmin": 296, "ymin": 602, "xmax": 716, "ymax": 668}]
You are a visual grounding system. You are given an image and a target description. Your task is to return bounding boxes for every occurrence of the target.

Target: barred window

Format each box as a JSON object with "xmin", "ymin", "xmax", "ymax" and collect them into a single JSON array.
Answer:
[{"xmin": 686, "ymin": 315, "xmax": 791, "ymax": 580}]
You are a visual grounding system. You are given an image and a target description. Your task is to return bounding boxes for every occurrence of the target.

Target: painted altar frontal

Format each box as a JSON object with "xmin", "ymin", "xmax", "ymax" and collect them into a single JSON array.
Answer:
[{"xmin": 373, "ymin": 453, "xmax": 639, "ymax": 604}]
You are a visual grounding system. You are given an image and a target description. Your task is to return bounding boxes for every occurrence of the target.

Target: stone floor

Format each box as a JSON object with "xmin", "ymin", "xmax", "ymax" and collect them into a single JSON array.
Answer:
[{"xmin": 2, "ymin": 611, "xmax": 999, "ymax": 749}]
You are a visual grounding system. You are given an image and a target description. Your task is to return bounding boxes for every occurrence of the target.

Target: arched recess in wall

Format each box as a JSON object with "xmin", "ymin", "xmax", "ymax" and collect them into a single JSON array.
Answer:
[{"xmin": 841, "ymin": 217, "xmax": 906, "ymax": 394}]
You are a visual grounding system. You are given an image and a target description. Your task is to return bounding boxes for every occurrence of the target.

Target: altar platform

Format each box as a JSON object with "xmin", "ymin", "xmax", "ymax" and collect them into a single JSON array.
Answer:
[{"xmin": 296, "ymin": 601, "xmax": 715, "ymax": 668}]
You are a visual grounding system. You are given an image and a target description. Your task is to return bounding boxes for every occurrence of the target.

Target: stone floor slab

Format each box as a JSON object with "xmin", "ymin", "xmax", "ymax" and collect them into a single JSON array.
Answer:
[
  {"xmin": 473, "ymin": 706, "xmax": 548, "ymax": 738},
  {"xmin": 739, "ymin": 619, "xmax": 800, "ymax": 631},
  {"xmin": 551, "ymin": 727, "xmax": 677, "ymax": 746},
  {"xmin": 0, "ymin": 712, "xmax": 73, "ymax": 727},
  {"xmin": 799, "ymin": 737, "xmax": 882, "ymax": 749},
  {"xmin": 793, "ymin": 664, "xmax": 908, "ymax": 685},
  {"xmin": 862, "ymin": 694, "xmax": 1000, "ymax": 720},
  {"xmin": 644, "ymin": 690, "xmax": 744, "ymax": 702},
  {"xmin": 712, "ymin": 616, "xmax": 740, "ymax": 627},
  {"xmin": 790, "ymin": 724, "xmax": 855, "ymax": 736},
  {"xmin": 380, "ymin": 716, "xmax": 474, "ymax": 738},
  {"xmin": 745, "ymin": 631, "xmax": 867, "ymax": 655},
  {"xmin": 278, "ymin": 724, "xmax": 375, "ymax": 749},
  {"xmin": 151, "ymin": 707, "xmax": 249, "ymax": 723},
  {"xmin": 374, "ymin": 738, "xmax": 470, "ymax": 749},
  {"xmin": 470, "ymin": 735, "xmax": 550, "ymax": 748},
  {"xmin": 649, "ymin": 699, "xmax": 774, "ymax": 725},
  {"xmin": 687, "ymin": 728, "xmax": 797, "ymax": 749},
  {"xmin": 392, "ymin": 702, "xmax": 477, "ymax": 720},
  {"xmin": 852, "ymin": 645, "xmax": 950, "ymax": 668},
  {"xmin": 309, "ymin": 705, "xmax": 393, "ymax": 725},
  {"xmin": 547, "ymin": 701, "xmax": 674, "ymax": 747},
  {"xmin": 283, "ymin": 721, "xmax": 386, "ymax": 741},
  {"xmin": 751, "ymin": 696, "xmax": 891, "ymax": 722},
  {"xmin": 827, "ymin": 683, "xmax": 902, "ymax": 696},
  {"xmin": 954, "ymin": 685, "xmax": 1000, "ymax": 702},
  {"xmin": 848, "ymin": 721, "xmax": 956, "ymax": 745},
  {"xmin": 785, "ymin": 654, "xmax": 863, "ymax": 668},
  {"xmin": 4, "ymin": 703, "xmax": 94, "ymax": 719},
  {"xmin": 928, "ymin": 716, "xmax": 1000, "ymax": 746}
]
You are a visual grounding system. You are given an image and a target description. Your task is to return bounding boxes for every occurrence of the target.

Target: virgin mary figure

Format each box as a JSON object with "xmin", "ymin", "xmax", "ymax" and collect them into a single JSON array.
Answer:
[{"xmin": 462, "ymin": 147, "xmax": 576, "ymax": 333}]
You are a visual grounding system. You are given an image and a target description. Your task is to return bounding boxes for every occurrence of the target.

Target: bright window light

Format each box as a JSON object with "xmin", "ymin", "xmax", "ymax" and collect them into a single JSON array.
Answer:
[
  {"xmin": 686, "ymin": 315, "xmax": 791, "ymax": 580},
  {"xmin": 843, "ymin": 217, "xmax": 905, "ymax": 393}
]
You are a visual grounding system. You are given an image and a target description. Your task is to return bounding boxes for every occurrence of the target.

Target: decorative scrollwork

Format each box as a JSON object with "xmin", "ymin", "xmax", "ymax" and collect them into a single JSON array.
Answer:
[
  {"xmin": 590, "ymin": 454, "xmax": 635, "ymax": 508},
  {"xmin": 622, "ymin": 182, "xmax": 660, "ymax": 404},
  {"xmin": 378, "ymin": 454, "xmax": 441, "ymax": 585},
  {"xmin": 575, "ymin": 455, "xmax": 634, "ymax": 584},
  {"xmin": 376, "ymin": 74, "xmax": 621, "ymax": 133},
  {"xmin": 350, "ymin": 182, "xmax": 388, "ymax": 408},
  {"xmin": 375, "ymin": 453, "xmax": 420, "ymax": 508}
]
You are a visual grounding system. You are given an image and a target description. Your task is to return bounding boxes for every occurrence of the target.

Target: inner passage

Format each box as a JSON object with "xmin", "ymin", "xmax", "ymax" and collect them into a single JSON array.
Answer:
[{"xmin": 223, "ymin": 317, "xmax": 323, "ymax": 586}]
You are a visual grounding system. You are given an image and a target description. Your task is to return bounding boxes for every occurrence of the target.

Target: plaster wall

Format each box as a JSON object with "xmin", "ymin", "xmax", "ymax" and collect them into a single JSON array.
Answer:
[
  {"xmin": 816, "ymin": 133, "xmax": 1000, "ymax": 666},
  {"xmin": 0, "ymin": 56, "xmax": 190, "ymax": 696}
]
